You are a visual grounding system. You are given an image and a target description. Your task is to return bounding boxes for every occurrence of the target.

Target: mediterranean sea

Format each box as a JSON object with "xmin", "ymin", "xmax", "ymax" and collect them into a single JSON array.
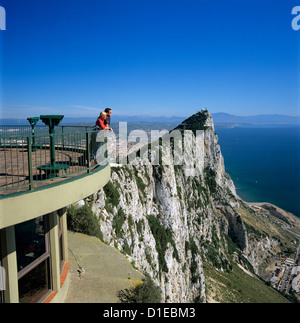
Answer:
[{"xmin": 216, "ymin": 126, "xmax": 300, "ymax": 218}]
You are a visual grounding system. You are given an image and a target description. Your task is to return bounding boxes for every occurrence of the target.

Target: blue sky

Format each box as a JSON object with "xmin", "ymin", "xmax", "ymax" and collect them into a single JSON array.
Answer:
[{"xmin": 0, "ymin": 0, "xmax": 299, "ymax": 119}]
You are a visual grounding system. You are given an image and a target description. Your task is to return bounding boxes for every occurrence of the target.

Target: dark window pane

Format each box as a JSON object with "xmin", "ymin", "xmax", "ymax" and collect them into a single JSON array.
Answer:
[
  {"xmin": 57, "ymin": 213, "xmax": 62, "ymax": 234},
  {"xmin": 18, "ymin": 259, "xmax": 50, "ymax": 303},
  {"xmin": 59, "ymin": 235, "xmax": 64, "ymax": 262},
  {"xmin": 15, "ymin": 216, "xmax": 46, "ymax": 272},
  {"xmin": 58, "ymin": 213, "xmax": 64, "ymax": 271}
]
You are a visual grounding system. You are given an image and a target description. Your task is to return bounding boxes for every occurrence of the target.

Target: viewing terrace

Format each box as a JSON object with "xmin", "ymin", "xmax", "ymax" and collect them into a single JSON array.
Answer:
[
  {"xmin": 0, "ymin": 116, "xmax": 107, "ymax": 196},
  {"xmin": 0, "ymin": 116, "xmax": 111, "ymax": 303}
]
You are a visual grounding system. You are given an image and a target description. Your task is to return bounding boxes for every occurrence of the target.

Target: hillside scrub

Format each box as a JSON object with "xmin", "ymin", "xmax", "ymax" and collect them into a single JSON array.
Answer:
[{"xmin": 67, "ymin": 204, "xmax": 102, "ymax": 239}]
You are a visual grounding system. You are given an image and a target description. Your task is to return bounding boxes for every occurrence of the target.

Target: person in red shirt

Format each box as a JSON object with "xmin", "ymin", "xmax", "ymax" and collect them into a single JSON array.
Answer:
[
  {"xmin": 96, "ymin": 112, "xmax": 113, "ymax": 131},
  {"xmin": 91, "ymin": 111, "xmax": 113, "ymax": 164}
]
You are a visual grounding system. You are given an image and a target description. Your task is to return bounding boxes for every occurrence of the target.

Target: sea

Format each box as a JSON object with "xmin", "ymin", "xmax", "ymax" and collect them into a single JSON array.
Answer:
[{"xmin": 216, "ymin": 126, "xmax": 300, "ymax": 218}]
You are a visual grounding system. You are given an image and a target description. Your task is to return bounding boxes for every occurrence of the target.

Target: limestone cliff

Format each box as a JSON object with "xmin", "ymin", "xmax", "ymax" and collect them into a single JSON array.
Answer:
[{"xmin": 82, "ymin": 110, "xmax": 299, "ymax": 303}]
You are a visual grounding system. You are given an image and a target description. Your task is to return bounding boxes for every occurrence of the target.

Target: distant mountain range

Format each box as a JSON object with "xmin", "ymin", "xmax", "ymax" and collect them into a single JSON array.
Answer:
[
  {"xmin": 1, "ymin": 112, "xmax": 300, "ymax": 127},
  {"xmin": 211, "ymin": 113, "xmax": 300, "ymax": 127}
]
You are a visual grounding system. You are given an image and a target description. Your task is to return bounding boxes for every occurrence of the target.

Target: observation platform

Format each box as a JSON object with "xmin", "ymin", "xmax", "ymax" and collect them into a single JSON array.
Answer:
[
  {"xmin": 0, "ymin": 124, "xmax": 103, "ymax": 196},
  {"xmin": 0, "ymin": 124, "xmax": 111, "ymax": 229},
  {"xmin": 0, "ymin": 122, "xmax": 111, "ymax": 303},
  {"xmin": 0, "ymin": 145, "xmax": 92, "ymax": 196}
]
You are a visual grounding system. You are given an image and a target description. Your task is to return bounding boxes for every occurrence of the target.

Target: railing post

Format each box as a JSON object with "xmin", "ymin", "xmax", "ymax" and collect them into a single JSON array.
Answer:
[
  {"xmin": 62, "ymin": 126, "xmax": 65, "ymax": 150},
  {"xmin": 27, "ymin": 137, "xmax": 34, "ymax": 190},
  {"xmin": 86, "ymin": 132, "xmax": 91, "ymax": 173}
]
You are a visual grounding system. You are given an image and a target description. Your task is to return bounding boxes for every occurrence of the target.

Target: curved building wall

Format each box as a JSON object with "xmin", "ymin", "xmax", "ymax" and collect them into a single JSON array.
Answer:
[{"xmin": 0, "ymin": 164, "xmax": 110, "ymax": 303}]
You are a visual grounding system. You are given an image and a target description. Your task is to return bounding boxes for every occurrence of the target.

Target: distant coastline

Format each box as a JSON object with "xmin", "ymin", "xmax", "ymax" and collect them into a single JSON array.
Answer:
[
  {"xmin": 217, "ymin": 126, "xmax": 300, "ymax": 219},
  {"xmin": 1, "ymin": 112, "xmax": 300, "ymax": 127},
  {"xmin": 247, "ymin": 202, "xmax": 300, "ymax": 239}
]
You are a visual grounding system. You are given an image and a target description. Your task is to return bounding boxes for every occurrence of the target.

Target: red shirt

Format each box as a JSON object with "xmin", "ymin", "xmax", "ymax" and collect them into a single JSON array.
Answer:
[{"xmin": 96, "ymin": 117, "xmax": 107, "ymax": 130}]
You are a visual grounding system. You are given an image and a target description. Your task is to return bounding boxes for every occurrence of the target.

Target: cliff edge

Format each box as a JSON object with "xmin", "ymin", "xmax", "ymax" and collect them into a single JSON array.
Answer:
[{"xmin": 78, "ymin": 110, "xmax": 299, "ymax": 303}]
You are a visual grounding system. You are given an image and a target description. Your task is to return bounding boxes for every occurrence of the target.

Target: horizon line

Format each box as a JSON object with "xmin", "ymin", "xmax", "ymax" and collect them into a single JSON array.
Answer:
[{"xmin": 1, "ymin": 112, "xmax": 300, "ymax": 120}]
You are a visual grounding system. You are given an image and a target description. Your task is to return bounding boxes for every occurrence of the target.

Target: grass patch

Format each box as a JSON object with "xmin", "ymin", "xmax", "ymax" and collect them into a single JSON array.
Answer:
[{"xmin": 203, "ymin": 262, "xmax": 290, "ymax": 303}]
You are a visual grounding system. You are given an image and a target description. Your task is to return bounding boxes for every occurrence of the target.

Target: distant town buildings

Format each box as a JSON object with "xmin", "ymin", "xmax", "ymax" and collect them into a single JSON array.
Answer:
[{"xmin": 269, "ymin": 251, "xmax": 300, "ymax": 300}]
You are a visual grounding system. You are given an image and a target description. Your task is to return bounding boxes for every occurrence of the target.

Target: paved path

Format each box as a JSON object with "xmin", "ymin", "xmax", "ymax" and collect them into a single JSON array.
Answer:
[{"xmin": 65, "ymin": 231, "xmax": 142, "ymax": 303}]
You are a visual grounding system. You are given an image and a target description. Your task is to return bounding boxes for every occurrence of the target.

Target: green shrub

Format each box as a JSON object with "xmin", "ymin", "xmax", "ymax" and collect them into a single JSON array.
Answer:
[
  {"xmin": 204, "ymin": 167, "xmax": 217, "ymax": 194},
  {"xmin": 147, "ymin": 215, "xmax": 180, "ymax": 274},
  {"xmin": 103, "ymin": 181, "xmax": 120, "ymax": 207},
  {"xmin": 67, "ymin": 204, "xmax": 102, "ymax": 239},
  {"xmin": 188, "ymin": 239, "xmax": 201, "ymax": 283},
  {"xmin": 117, "ymin": 274, "xmax": 162, "ymax": 303},
  {"xmin": 113, "ymin": 208, "xmax": 126, "ymax": 238}
]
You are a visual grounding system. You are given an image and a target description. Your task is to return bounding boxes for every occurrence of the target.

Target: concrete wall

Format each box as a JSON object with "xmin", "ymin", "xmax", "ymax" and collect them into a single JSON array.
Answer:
[{"xmin": 0, "ymin": 164, "xmax": 110, "ymax": 229}]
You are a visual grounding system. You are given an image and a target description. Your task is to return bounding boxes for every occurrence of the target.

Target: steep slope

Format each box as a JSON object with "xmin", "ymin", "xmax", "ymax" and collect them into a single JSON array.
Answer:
[{"xmin": 82, "ymin": 110, "xmax": 299, "ymax": 303}]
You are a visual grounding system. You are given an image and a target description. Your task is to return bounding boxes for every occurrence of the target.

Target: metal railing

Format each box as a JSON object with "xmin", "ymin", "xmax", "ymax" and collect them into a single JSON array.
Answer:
[
  {"xmin": 0, "ymin": 127, "xmax": 105, "ymax": 195},
  {"xmin": 0, "ymin": 125, "xmax": 94, "ymax": 138}
]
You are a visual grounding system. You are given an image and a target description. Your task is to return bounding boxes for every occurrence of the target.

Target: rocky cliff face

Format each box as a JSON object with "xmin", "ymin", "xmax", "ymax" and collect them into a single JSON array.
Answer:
[{"xmin": 82, "ymin": 110, "xmax": 299, "ymax": 303}]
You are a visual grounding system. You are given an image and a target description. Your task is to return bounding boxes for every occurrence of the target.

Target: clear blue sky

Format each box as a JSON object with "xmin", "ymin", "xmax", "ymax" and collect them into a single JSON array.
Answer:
[{"xmin": 0, "ymin": 0, "xmax": 299, "ymax": 119}]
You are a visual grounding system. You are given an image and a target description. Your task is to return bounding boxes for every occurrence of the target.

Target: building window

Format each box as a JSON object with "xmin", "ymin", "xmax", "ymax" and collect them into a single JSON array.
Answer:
[
  {"xmin": 18, "ymin": 259, "xmax": 51, "ymax": 303},
  {"xmin": 15, "ymin": 216, "xmax": 51, "ymax": 303},
  {"xmin": 57, "ymin": 210, "xmax": 65, "ymax": 272}
]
